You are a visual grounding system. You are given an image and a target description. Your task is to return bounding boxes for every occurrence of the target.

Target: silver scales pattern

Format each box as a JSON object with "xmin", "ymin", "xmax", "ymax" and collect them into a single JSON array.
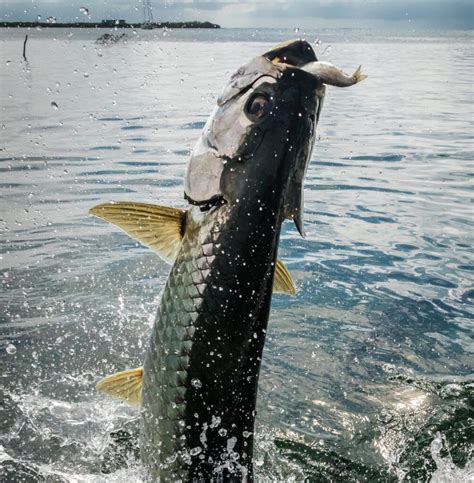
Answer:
[{"xmin": 141, "ymin": 207, "xmax": 227, "ymax": 480}]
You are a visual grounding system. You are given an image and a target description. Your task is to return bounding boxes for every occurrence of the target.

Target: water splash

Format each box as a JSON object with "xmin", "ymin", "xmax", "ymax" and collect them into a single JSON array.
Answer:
[{"xmin": 430, "ymin": 433, "xmax": 474, "ymax": 482}]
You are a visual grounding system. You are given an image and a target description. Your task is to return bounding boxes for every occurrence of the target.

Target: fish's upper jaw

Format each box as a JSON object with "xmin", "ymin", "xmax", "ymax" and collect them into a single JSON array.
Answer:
[{"xmin": 263, "ymin": 39, "xmax": 318, "ymax": 67}]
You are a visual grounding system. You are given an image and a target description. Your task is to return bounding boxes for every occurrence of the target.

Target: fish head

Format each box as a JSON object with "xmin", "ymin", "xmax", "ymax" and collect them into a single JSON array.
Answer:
[{"xmin": 184, "ymin": 39, "xmax": 326, "ymax": 236}]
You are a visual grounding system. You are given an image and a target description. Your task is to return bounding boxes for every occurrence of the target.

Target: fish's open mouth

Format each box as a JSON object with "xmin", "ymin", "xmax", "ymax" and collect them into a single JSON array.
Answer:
[{"xmin": 263, "ymin": 38, "xmax": 318, "ymax": 67}]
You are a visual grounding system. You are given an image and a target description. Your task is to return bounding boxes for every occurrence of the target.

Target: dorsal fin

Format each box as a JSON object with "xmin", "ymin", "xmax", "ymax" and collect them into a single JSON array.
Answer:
[
  {"xmin": 96, "ymin": 367, "xmax": 143, "ymax": 406},
  {"xmin": 90, "ymin": 202, "xmax": 186, "ymax": 262},
  {"xmin": 90, "ymin": 201, "xmax": 296, "ymax": 295}
]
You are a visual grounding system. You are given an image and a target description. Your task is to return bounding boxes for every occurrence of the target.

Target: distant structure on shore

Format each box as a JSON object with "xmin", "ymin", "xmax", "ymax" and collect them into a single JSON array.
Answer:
[
  {"xmin": 101, "ymin": 19, "xmax": 127, "ymax": 28},
  {"xmin": 0, "ymin": 20, "xmax": 220, "ymax": 29},
  {"xmin": 142, "ymin": 0, "xmax": 154, "ymax": 29}
]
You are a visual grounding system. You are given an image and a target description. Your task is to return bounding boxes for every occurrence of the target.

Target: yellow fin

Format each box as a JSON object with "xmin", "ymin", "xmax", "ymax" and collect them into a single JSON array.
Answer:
[
  {"xmin": 273, "ymin": 259, "xmax": 297, "ymax": 296},
  {"xmin": 353, "ymin": 65, "xmax": 368, "ymax": 83},
  {"xmin": 96, "ymin": 367, "xmax": 143, "ymax": 406},
  {"xmin": 90, "ymin": 202, "xmax": 297, "ymax": 295},
  {"xmin": 90, "ymin": 202, "xmax": 186, "ymax": 262}
]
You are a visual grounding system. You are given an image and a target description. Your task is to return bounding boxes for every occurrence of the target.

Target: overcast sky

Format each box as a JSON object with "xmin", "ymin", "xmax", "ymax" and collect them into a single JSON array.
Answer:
[{"xmin": 2, "ymin": 0, "xmax": 473, "ymax": 29}]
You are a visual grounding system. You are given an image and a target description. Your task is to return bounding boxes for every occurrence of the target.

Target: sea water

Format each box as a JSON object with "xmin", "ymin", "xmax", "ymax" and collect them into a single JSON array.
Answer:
[{"xmin": 0, "ymin": 27, "xmax": 473, "ymax": 481}]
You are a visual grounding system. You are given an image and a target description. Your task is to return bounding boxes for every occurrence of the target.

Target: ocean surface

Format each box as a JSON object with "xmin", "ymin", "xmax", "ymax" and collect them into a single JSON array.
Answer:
[{"xmin": 0, "ymin": 26, "xmax": 473, "ymax": 481}]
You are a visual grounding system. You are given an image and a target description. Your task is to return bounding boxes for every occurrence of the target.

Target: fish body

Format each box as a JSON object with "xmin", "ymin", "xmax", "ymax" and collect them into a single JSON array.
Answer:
[
  {"xmin": 142, "ymin": 49, "xmax": 320, "ymax": 480},
  {"xmin": 142, "ymin": 204, "xmax": 279, "ymax": 479},
  {"xmin": 92, "ymin": 39, "xmax": 366, "ymax": 481}
]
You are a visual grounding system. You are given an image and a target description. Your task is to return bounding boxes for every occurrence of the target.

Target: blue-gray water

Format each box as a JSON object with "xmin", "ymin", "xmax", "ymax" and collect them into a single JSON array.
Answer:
[{"xmin": 0, "ymin": 27, "xmax": 473, "ymax": 481}]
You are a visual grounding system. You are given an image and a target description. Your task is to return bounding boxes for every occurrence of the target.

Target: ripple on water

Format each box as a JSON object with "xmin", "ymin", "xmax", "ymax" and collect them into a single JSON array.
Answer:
[
  {"xmin": 344, "ymin": 154, "xmax": 405, "ymax": 162},
  {"xmin": 121, "ymin": 125, "xmax": 145, "ymax": 131},
  {"xmin": 180, "ymin": 121, "xmax": 206, "ymax": 130},
  {"xmin": 89, "ymin": 146, "xmax": 121, "ymax": 151}
]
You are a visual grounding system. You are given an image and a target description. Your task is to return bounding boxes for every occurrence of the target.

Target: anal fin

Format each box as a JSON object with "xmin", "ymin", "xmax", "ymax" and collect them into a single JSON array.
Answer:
[
  {"xmin": 273, "ymin": 259, "xmax": 296, "ymax": 296},
  {"xmin": 96, "ymin": 367, "xmax": 143, "ymax": 406}
]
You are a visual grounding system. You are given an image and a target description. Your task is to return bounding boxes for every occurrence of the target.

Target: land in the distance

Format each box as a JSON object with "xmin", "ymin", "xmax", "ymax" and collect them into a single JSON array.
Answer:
[{"xmin": 0, "ymin": 20, "xmax": 220, "ymax": 29}]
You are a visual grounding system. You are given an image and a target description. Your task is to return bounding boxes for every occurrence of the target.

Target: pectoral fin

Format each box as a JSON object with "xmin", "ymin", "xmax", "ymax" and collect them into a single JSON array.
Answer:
[
  {"xmin": 274, "ymin": 259, "xmax": 297, "ymax": 296},
  {"xmin": 96, "ymin": 367, "xmax": 143, "ymax": 406},
  {"xmin": 90, "ymin": 202, "xmax": 186, "ymax": 262},
  {"xmin": 90, "ymin": 201, "xmax": 296, "ymax": 295}
]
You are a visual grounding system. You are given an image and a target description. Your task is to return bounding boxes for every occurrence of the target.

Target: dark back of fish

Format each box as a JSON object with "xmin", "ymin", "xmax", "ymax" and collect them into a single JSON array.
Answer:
[{"xmin": 142, "ymin": 200, "xmax": 281, "ymax": 480}]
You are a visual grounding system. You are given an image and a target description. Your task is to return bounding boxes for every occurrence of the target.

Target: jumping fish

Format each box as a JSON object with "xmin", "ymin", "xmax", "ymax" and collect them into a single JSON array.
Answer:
[{"xmin": 92, "ymin": 39, "xmax": 366, "ymax": 481}]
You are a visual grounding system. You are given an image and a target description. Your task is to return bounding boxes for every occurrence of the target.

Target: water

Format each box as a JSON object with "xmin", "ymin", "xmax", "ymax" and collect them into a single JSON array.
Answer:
[{"xmin": 1, "ymin": 27, "xmax": 473, "ymax": 481}]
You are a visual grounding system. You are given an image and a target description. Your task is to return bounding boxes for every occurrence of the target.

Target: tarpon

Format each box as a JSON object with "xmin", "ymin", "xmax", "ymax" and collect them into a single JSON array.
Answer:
[{"xmin": 91, "ymin": 39, "xmax": 366, "ymax": 481}]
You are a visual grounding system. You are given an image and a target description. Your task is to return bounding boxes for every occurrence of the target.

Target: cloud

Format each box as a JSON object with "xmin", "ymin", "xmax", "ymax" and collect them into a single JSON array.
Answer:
[{"xmin": 1, "ymin": 0, "xmax": 472, "ymax": 28}]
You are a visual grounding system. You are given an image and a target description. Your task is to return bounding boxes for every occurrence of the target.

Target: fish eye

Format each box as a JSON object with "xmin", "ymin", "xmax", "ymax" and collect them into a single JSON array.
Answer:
[{"xmin": 245, "ymin": 94, "xmax": 272, "ymax": 121}]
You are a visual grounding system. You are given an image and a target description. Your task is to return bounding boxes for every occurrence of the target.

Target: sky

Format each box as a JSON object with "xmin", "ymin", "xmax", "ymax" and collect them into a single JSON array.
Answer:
[{"xmin": 1, "ymin": 0, "xmax": 473, "ymax": 29}]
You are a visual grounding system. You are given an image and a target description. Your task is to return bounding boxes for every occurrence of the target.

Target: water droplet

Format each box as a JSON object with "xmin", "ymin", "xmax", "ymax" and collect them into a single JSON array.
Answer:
[
  {"xmin": 80, "ymin": 6, "xmax": 89, "ymax": 15},
  {"xmin": 5, "ymin": 60, "xmax": 11, "ymax": 66},
  {"xmin": 441, "ymin": 384, "xmax": 462, "ymax": 398},
  {"xmin": 37, "ymin": 15, "xmax": 42, "ymax": 20},
  {"xmin": 51, "ymin": 102, "xmax": 58, "ymax": 110},
  {"xmin": 46, "ymin": 16, "xmax": 56, "ymax": 24},
  {"xmin": 190, "ymin": 446, "xmax": 202, "ymax": 456},
  {"xmin": 322, "ymin": 45, "xmax": 332, "ymax": 56},
  {"xmin": 191, "ymin": 378, "xmax": 202, "ymax": 389},
  {"xmin": 165, "ymin": 453, "xmax": 177, "ymax": 464},
  {"xmin": 294, "ymin": 27, "xmax": 300, "ymax": 33},
  {"xmin": 83, "ymin": 72, "xmax": 89, "ymax": 78},
  {"xmin": 6, "ymin": 343, "xmax": 16, "ymax": 354}
]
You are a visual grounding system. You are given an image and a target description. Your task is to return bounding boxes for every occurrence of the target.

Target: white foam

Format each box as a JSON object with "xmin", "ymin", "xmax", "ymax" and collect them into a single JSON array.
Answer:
[{"xmin": 430, "ymin": 432, "xmax": 474, "ymax": 483}]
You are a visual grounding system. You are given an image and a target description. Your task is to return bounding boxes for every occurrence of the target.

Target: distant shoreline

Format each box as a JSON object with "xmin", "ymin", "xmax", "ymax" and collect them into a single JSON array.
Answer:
[{"xmin": 0, "ymin": 21, "xmax": 220, "ymax": 29}]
